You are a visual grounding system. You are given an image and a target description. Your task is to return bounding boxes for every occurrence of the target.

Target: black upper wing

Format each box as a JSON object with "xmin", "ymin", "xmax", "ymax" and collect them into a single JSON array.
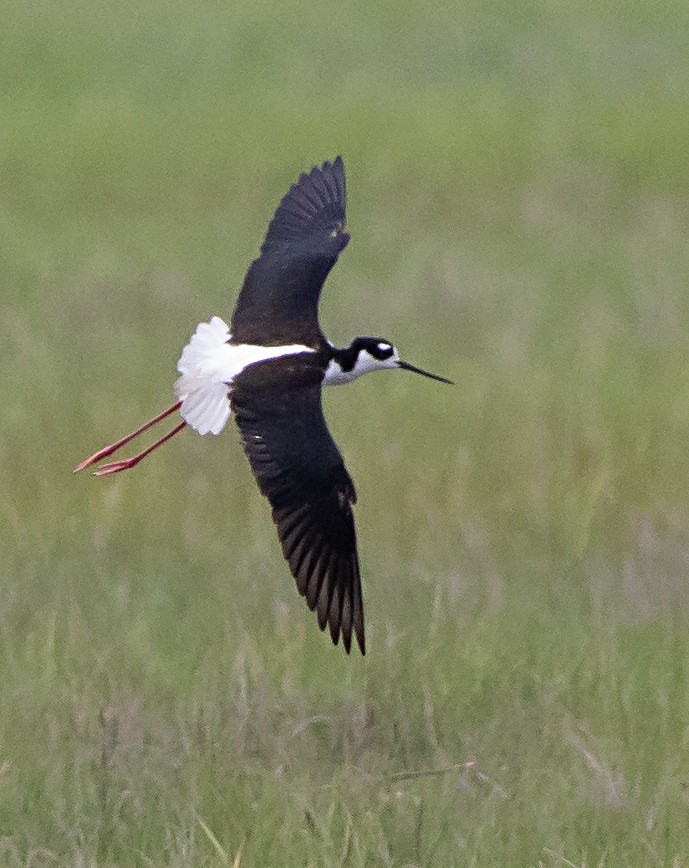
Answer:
[
  {"xmin": 230, "ymin": 355, "xmax": 365, "ymax": 654},
  {"xmin": 230, "ymin": 157, "xmax": 350, "ymax": 347}
]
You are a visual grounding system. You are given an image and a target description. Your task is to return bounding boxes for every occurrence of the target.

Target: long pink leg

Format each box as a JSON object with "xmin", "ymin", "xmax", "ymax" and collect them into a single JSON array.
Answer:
[
  {"xmin": 93, "ymin": 421, "xmax": 187, "ymax": 476},
  {"xmin": 73, "ymin": 400, "xmax": 183, "ymax": 473}
]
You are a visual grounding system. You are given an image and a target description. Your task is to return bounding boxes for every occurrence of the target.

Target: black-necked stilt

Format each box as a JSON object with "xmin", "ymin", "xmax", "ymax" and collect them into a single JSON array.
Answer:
[{"xmin": 75, "ymin": 157, "xmax": 452, "ymax": 655}]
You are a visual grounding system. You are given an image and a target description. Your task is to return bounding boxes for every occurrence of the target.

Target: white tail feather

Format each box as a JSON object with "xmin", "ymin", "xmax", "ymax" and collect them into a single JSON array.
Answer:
[
  {"xmin": 175, "ymin": 316, "xmax": 233, "ymax": 435},
  {"xmin": 174, "ymin": 315, "xmax": 316, "ymax": 436}
]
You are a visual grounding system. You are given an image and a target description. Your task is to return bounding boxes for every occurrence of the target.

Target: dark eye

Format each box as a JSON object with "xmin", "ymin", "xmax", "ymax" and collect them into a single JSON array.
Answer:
[{"xmin": 376, "ymin": 342, "xmax": 393, "ymax": 359}]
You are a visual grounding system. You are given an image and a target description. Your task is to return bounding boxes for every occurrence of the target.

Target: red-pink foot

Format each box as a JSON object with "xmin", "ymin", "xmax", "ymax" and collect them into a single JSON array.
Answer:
[{"xmin": 74, "ymin": 401, "xmax": 183, "ymax": 474}]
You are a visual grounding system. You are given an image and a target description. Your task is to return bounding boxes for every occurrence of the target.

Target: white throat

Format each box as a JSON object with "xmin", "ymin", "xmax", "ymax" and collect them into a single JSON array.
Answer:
[{"xmin": 324, "ymin": 347, "xmax": 399, "ymax": 386}]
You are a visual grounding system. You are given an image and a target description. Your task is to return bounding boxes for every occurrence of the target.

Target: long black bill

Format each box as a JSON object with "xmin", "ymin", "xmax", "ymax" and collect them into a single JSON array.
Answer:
[{"xmin": 398, "ymin": 360, "xmax": 454, "ymax": 385}]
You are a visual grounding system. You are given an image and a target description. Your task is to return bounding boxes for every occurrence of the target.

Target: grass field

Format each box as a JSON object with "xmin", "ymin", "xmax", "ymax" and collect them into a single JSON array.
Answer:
[{"xmin": 3, "ymin": 0, "xmax": 689, "ymax": 864}]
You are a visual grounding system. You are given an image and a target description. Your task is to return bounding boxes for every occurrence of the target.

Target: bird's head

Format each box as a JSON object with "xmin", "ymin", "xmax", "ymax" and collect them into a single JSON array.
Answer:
[{"xmin": 352, "ymin": 337, "xmax": 454, "ymax": 384}]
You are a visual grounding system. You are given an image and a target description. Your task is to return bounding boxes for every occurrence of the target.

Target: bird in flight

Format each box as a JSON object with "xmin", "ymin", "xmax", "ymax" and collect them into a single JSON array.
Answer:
[{"xmin": 75, "ymin": 157, "xmax": 452, "ymax": 655}]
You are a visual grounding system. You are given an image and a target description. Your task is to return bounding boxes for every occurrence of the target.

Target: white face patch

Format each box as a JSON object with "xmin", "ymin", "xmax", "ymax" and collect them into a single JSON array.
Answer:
[{"xmin": 174, "ymin": 316, "xmax": 315, "ymax": 434}]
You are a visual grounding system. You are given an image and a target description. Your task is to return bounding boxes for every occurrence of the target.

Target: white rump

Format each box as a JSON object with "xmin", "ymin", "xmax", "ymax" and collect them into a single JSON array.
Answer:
[
  {"xmin": 175, "ymin": 316, "xmax": 315, "ymax": 436},
  {"xmin": 175, "ymin": 316, "xmax": 234, "ymax": 435}
]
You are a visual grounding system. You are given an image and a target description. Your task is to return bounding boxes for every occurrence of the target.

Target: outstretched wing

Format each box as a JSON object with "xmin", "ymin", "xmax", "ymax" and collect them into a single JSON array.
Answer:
[
  {"xmin": 230, "ymin": 157, "xmax": 350, "ymax": 347},
  {"xmin": 230, "ymin": 355, "xmax": 365, "ymax": 654}
]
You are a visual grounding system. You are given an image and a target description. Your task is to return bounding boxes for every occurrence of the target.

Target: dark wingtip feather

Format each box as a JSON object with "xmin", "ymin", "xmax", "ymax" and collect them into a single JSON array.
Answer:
[
  {"xmin": 357, "ymin": 628, "xmax": 365, "ymax": 655},
  {"xmin": 283, "ymin": 521, "xmax": 365, "ymax": 655},
  {"xmin": 352, "ymin": 553, "xmax": 365, "ymax": 655},
  {"xmin": 261, "ymin": 157, "xmax": 347, "ymax": 254}
]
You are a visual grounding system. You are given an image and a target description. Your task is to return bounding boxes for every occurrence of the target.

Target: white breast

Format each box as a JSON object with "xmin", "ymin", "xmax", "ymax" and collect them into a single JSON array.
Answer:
[
  {"xmin": 323, "ymin": 360, "xmax": 360, "ymax": 386},
  {"xmin": 174, "ymin": 316, "xmax": 314, "ymax": 435}
]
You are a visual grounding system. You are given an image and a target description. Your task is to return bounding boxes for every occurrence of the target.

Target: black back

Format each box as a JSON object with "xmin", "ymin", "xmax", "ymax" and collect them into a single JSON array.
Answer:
[
  {"xmin": 231, "ymin": 354, "xmax": 365, "ymax": 654},
  {"xmin": 230, "ymin": 157, "xmax": 349, "ymax": 347}
]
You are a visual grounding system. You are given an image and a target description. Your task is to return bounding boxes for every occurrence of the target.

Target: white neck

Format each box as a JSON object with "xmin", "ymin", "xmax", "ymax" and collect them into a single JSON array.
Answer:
[{"xmin": 324, "ymin": 348, "xmax": 399, "ymax": 386}]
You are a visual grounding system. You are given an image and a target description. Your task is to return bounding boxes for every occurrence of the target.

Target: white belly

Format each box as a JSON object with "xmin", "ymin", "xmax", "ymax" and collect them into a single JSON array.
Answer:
[{"xmin": 174, "ymin": 316, "xmax": 314, "ymax": 435}]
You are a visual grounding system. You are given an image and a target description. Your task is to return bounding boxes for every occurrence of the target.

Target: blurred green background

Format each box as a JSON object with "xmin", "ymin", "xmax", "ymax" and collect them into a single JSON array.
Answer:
[{"xmin": 3, "ymin": 0, "xmax": 689, "ymax": 864}]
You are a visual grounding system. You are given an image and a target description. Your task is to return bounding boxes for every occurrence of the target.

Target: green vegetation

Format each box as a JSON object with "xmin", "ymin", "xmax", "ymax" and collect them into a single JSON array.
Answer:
[{"xmin": 2, "ymin": 0, "xmax": 689, "ymax": 863}]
